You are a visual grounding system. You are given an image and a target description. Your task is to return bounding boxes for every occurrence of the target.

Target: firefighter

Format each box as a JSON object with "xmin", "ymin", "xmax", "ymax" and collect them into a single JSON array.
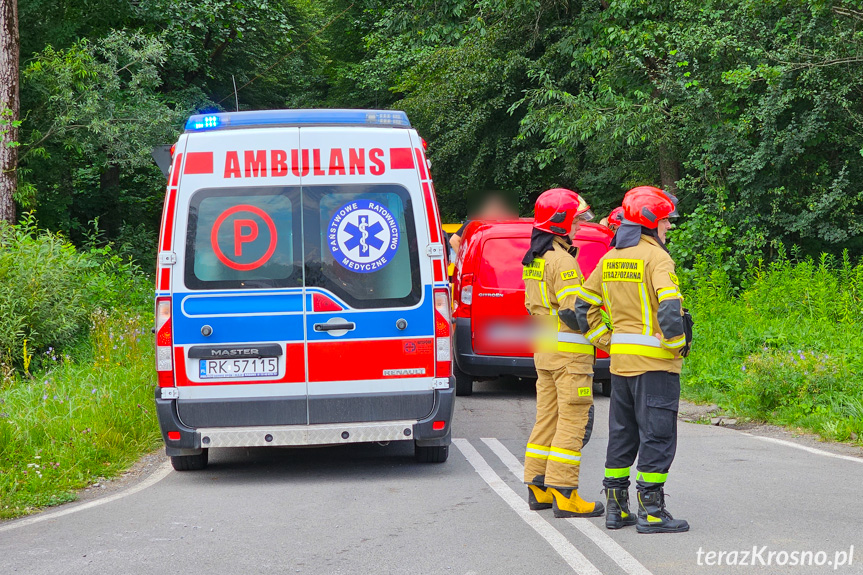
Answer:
[
  {"xmin": 574, "ymin": 186, "xmax": 690, "ymax": 534},
  {"xmin": 521, "ymin": 188, "xmax": 604, "ymax": 518},
  {"xmin": 607, "ymin": 207, "xmax": 625, "ymax": 231}
]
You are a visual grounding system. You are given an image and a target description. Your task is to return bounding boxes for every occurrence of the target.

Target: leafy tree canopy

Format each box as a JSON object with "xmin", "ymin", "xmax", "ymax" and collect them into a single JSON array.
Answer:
[{"xmin": 13, "ymin": 0, "xmax": 863, "ymax": 264}]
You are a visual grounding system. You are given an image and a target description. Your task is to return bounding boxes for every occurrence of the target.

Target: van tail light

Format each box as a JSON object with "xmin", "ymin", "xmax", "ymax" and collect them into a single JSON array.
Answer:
[
  {"xmin": 454, "ymin": 273, "xmax": 473, "ymax": 318},
  {"xmin": 155, "ymin": 297, "xmax": 174, "ymax": 387},
  {"xmin": 433, "ymin": 288, "xmax": 452, "ymax": 378}
]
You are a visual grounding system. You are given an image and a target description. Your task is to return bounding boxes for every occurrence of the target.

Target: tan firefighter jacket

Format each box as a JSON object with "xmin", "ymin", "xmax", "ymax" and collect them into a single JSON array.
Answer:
[
  {"xmin": 523, "ymin": 236, "xmax": 595, "ymax": 373},
  {"xmin": 574, "ymin": 235, "xmax": 685, "ymax": 376}
]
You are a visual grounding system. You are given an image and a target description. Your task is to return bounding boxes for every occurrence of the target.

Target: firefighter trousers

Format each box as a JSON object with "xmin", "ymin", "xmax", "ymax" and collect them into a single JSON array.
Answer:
[
  {"xmin": 603, "ymin": 371, "xmax": 680, "ymax": 490},
  {"xmin": 524, "ymin": 365, "xmax": 594, "ymax": 489}
]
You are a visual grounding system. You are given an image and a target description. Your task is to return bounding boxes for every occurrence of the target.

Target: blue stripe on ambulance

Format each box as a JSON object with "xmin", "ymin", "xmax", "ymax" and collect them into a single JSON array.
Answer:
[{"xmin": 172, "ymin": 286, "xmax": 434, "ymax": 345}]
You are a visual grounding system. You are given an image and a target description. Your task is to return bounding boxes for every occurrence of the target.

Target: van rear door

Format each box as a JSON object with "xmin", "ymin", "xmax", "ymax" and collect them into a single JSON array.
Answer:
[
  {"xmin": 299, "ymin": 127, "xmax": 437, "ymax": 424},
  {"xmin": 470, "ymin": 232, "xmax": 533, "ymax": 357}
]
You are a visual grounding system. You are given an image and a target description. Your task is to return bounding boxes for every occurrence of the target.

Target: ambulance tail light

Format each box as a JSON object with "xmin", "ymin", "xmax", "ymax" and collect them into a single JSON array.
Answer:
[
  {"xmin": 155, "ymin": 297, "xmax": 174, "ymax": 387},
  {"xmin": 433, "ymin": 288, "xmax": 452, "ymax": 378}
]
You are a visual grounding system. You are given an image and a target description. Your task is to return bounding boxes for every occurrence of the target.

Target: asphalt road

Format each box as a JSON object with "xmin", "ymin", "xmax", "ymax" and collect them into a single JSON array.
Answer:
[{"xmin": 2, "ymin": 378, "xmax": 863, "ymax": 575}]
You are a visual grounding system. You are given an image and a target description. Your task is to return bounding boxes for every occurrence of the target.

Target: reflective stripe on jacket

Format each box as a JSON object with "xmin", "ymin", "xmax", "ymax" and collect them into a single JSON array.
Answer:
[
  {"xmin": 523, "ymin": 236, "xmax": 595, "ymax": 372},
  {"xmin": 575, "ymin": 235, "xmax": 684, "ymax": 376}
]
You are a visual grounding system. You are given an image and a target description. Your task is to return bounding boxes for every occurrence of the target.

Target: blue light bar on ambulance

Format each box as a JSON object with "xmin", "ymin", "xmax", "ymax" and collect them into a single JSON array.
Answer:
[{"xmin": 184, "ymin": 109, "xmax": 411, "ymax": 132}]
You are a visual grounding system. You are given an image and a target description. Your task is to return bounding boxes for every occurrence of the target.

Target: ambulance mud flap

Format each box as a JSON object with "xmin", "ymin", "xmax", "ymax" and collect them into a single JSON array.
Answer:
[
  {"xmin": 155, "ymin": 388, "xmax": 203, "ymax": 456},
  {"xmin": 412, "ymin": 380, "xmax": 455, "ymax": 447}
]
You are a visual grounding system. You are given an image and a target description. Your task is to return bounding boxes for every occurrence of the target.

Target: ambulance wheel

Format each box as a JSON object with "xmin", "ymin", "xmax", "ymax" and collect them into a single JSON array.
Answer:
[
  {"xmin": 170, "ymin": 449, "xmax": 208, "ymax": 471},
  {"xmin": 415, "ymin": 444, "xmax": 449, "ymax": 463},
  {"xmin": 454, "ymin": 364, "xmax": 473, "ymax": 396}
]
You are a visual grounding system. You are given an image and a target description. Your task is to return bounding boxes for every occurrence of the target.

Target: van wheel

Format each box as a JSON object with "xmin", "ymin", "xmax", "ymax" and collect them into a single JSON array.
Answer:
[
  {"xmin": 596, "ymin": 379, "xmax": 612, "ymax": 397},
  {"xmin": 454, "ymin": 364, "xmax": 473, "ymax": 396},
  {"xmin": 415, "ymin": 444, "xmax": 449, "ymax": 463},
  {"xmin": 170, "ymin": 449, "xmax": 208, "ymax": 471}
]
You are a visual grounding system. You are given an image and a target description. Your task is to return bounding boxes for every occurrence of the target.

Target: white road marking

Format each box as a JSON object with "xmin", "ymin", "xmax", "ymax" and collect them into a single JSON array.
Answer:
[
  {"xmin": 482, "ymin": 438, "xmax": 655, "ymax": 575},
  {"xmin": 742, "ymin": 434, "xmax": 863, "ymax": 464},
  {"xmin": 453, "ymin": 438, "xmax": 603, "ymax": 575},
  {"xmin": 0, "ymin": 460, "xmax": 173, "ymax": 533}
]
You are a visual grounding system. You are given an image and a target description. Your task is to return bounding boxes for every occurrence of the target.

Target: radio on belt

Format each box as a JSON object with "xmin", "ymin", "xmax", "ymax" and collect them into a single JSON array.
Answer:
[{"xmin": 153, "ymin": 109, "xmax": 454, "ymax": 471}]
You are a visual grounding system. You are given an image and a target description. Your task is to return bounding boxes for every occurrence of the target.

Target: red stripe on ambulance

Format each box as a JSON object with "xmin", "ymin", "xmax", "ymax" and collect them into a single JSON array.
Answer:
[
  {"xmin": 414, "ymin": 147, "xmax": 428, "ymax": 179},
  {"xmin": 158, "ymin": 267, "xmax": 170, "ymax": 291},
  {"xmin": 160, "ymin": 188, "xmax": 178, "ymax": 251},
  {"xmin": 184, "ymin": 151, "xmax": 214, "ymax": 174},
  {"xmin": 307, "ymin": 339, "xmax": 434, "ymax": 382},
  {"xmin": 170, "ymin": 153, "xmax": 183, "ymax": 187},
  {"xmin": 389, "ymin": 147, "xmax": 414, "ymax": 170},
  {"xmin": 422, "ymin": 182, "xmax": 445, "ymax": 282}
]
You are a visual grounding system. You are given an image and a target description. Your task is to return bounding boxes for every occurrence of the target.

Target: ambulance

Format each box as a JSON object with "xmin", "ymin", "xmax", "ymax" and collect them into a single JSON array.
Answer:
[{"xmin": 153, "ymin": 109, "xmax": 455, "ymax": 470}]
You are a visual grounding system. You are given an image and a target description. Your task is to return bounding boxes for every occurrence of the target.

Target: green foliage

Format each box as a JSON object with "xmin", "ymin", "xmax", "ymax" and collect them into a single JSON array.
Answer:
[
  {"xmin": 0, "ymin": 108, "xmax": 21, "ymax": 149},
  {"xmin": 135, "ymin": 0, "xmax": 324, "ymax": 108},
  {"xmin": 15, "ymin": 0, "xmax": 863, "ymax": 256},
  {"xmin": 682, "ymin": 250, "xmax": 863, "ymax": 444},
  {"xmin": 0, "ymin": 214, "xmax": 150, "ymax": 370},
  {"xmin": 16, "ymin": 0, "xmax": 326, "ymax": 259},
  {"xmin": 0, "ymin": 215, "xmax": 90, "ymax": 365},
  {"xmin": 20, "ymin": 31, "xmax": 185, "ymax": 247},
  {"xmin": 514, "ymin": 0, "xmax": 863, "ymax": 253},
  {"xmin": 0, "ymin": 311, "xmax": 160, "ymax": 519}
]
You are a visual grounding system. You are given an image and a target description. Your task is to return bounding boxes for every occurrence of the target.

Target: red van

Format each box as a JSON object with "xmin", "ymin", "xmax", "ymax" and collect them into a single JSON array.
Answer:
[{"xmin": 451, "ymin": 219, "xmax": 613, "ymax": 396}]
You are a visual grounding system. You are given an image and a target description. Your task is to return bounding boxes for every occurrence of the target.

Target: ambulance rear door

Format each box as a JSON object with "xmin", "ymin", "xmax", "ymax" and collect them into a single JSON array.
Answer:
[
  {"xmin": 170, "ymin": 127, "xmax": 308, "ymax": 428},
  {"xmin": 300, "ymin": 126, "xmax": 437, "ymax": 424}
]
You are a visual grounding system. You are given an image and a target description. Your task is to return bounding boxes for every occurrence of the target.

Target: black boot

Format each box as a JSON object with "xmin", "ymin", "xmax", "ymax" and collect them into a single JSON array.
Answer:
[
  {"xmin": 636, "ymin": 485, "xmax": 689, "ymax": 534},
  {"xmin": 527, "ymin": 475, "xmax": 552, "ymax": 510},
  {"xmin": 604, "ymin": 488, "xmax": 637, "ymax": 530}
]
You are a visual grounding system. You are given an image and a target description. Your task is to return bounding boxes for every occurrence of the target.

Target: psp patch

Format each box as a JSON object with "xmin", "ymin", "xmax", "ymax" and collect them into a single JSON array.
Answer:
[{"xmin": 329, "ymin": 199, "xmax": 400, "ymax": 273}]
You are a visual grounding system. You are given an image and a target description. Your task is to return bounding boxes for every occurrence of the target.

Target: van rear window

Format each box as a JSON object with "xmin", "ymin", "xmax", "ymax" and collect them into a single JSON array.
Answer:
[
  {"xmin": 303, "ymin": 184, "xmax": 421, "ymax": 309},
  {"xmin": 184, "ymin": 187, "xmax": 302, "ymax": 290},
  {"xmin": 478, "ymin": 237, "xmax": 530, "ymax": 290}
]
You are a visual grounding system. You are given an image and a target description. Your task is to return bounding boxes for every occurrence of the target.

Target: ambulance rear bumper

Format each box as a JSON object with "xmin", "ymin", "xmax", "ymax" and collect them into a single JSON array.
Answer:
[{"xmin": 155, "ymin": 383, "xmax": 454, "ymax": 455}]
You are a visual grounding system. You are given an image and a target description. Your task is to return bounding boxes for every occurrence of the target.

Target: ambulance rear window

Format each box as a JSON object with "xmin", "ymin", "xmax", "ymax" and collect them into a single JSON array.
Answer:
[
  {"xmin": 303, "ymin": 184, "xmax": 421, "ymax": 309},
  {"xmin": 184, "ymin": 187, "xmax": 302, "ymax": 290}
]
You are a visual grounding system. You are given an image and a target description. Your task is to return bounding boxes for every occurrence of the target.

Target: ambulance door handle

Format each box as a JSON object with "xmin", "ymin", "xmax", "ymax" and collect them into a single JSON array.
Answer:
[{"xmin": 314, "ymin": 322, "xmax": 356, "ymax": 332}]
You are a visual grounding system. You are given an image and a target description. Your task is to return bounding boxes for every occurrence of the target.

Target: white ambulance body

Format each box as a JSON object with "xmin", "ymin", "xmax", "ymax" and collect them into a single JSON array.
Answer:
[{"xmin": 154, "ymin": 110, "xmax": 454, "ymax": 470}]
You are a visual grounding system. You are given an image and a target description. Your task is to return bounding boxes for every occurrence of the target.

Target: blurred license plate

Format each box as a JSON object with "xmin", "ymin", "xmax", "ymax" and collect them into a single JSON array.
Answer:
[
  {"xmin": 199, "ymin": 358, "xmax": 279, "ymax": 379},
  {"xmin": 486, "ymin": 323, "xmax": 533, "ymax": 344}
]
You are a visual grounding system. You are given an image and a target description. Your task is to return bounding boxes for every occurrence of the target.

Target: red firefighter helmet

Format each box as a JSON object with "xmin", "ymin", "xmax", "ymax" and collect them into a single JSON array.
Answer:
[
  {"xmin": 533, "ymin": 188, "xmax": 593, "ymax": 236},
  {"xmin": 608, "ymin": 207, "xmax": 625, "ymax": 230},
  {"xmin": 622, "ymin": 186, "xmax": 678, "ymax": 229}
]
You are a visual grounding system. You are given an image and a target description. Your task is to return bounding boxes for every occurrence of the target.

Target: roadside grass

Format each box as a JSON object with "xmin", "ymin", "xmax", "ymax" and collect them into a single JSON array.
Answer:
[
  {"xmin": 681, "ymin": 251, "xmax": 863, "ymax": 445},
  {"xmin": 0, "ymin": 311, "xmax": 160, "ymax": 520}
]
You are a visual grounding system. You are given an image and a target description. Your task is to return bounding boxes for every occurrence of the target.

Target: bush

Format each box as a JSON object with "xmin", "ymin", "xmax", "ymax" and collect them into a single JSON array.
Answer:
[
  {"xmin": 682, "ymin": 249, "xmax": 863, "ymax": 443},
  {"xmin": 0, "ymin": 213, "xmax": 151, "ymax": 372},
  {"xmin": 0, "ymin": 215, "xmax": 91, "ymax": 367}
]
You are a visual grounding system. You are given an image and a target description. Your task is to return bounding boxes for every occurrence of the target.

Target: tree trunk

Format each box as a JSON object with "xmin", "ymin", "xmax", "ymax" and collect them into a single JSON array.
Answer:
[
  {"xmin": 0, "ymin": 0, "xmax": 19, "ymax": 223},
  {"xmin": 658, "ymin": 141, "xmax": 680, "ymax": 196}
]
